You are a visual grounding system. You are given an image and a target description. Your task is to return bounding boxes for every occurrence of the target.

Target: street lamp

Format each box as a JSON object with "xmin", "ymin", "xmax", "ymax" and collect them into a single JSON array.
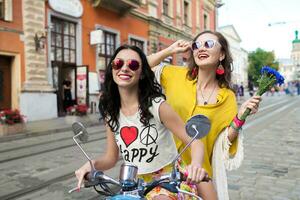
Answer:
[
  {"xmin": 268, "ymin": 21, "xmax": 287, "ymax": 27},
  {"xmin": 34, "ymin": 32, "xmax": 46, "ymax": 52},
  {"xmin": 215, "ymin": 0, "xmax": 224, "ymax": 8},
  {"xmin": 215, "ymin": 1, "xmax": 224, "ymax": 30}
]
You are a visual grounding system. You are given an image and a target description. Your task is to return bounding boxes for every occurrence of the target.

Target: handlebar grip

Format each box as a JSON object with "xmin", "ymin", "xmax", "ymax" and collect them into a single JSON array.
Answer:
[
  {"xmin": 83, "ymin": 171, "xmax": 105, "ymax": 188},
  {"xmin": 84, "ymin": 170, "xmax": 104, "ymax": 181},
  {"xmin": 183, "ymin": 172, "xmax": 211, "ymax": 182},
  {"xmin": 84, "ymin": 172, "xmax": 93, "ymax": 181}
]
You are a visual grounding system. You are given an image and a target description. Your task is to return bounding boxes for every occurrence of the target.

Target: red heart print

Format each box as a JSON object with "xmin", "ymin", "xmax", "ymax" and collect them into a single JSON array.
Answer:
[{"xmin": 120, "ymin": 126, "xmax": 138, "ymax": 147}]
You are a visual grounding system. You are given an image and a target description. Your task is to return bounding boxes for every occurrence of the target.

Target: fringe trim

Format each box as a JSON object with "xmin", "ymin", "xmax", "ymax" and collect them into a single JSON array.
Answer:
[
  {"xmin": 154, "ymin": 63, "xmax": 166, "ymax": 84},
  {"xmin": 212, "ymin": 127, "xmax": 244, "ymax": 200}
]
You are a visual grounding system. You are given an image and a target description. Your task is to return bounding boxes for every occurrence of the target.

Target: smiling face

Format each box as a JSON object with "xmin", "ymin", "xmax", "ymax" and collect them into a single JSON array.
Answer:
[
  {"xmin": 112, "ymin": 49, "xmax": 142, "ymax": 89},
  {"xmin": 193, "ymin": 33, "xmax": 225, "ymax": 70}
]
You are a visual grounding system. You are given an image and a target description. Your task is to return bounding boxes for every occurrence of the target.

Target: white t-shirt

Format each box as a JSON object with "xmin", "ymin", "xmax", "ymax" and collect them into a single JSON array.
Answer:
[{"xmin": 114, "ymin": 97, "xmax": 178, "ymax": 175}]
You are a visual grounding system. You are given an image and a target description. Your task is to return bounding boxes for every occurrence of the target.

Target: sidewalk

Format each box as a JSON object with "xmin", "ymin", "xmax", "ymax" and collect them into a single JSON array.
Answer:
[{"xmin": 0, "ymin": 113, "xmax": 103, "ymax": 142}]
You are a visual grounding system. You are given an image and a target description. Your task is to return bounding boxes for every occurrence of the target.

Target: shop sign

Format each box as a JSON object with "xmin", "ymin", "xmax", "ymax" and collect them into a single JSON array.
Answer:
[
  {"xmin": 77, "ymin": 66, "xmax": 88, "ymax": 105},
  {"xmin": 49, "ymin": 0, "xmax": 83, "ymax": 18},
  {"xmin": 90, "ymin": 29, "xmax": 103, "ymax": 45}
]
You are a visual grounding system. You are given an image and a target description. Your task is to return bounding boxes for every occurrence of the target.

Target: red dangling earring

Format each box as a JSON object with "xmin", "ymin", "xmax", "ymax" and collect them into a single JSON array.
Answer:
[
  {"xmin": 216, "ymin": 61, "xmax": 225, "ymax": 75},
  {"xmin": 192, "ymin": 67, "xmax": 198, "ymax": 77}
]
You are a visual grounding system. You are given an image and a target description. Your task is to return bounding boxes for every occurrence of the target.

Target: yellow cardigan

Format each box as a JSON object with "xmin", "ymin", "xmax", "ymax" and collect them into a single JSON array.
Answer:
[{"xmin": 160, "ymin": 65, "xmax": 238, "ymax": 177}]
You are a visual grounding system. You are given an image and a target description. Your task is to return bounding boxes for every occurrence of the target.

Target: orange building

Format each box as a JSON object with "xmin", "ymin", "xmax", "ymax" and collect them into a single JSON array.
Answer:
[
  {"xmin": 0, "ymin": 0, "xmax": 24, "ymax": 111},
  {"xmin": 0, "ymin": 0, "xmax": 218, "ymax": 121},
  {"xmin": 45, "ymin": 0, "xmax": 149, "ymax": 116}
]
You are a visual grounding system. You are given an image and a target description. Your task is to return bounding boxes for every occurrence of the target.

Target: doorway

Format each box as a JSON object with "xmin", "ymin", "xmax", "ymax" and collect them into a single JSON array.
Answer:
[
  {"xmin": 52, "ymin": 62, "xmax": 89, "ymax": 116},
  {"xmin": 0, "ymin": 56, "xmax": 12, "ymax": 110},
  {"xmin": 60, "ymin": 65, "xmax": 76, "ymax": 115},
  {"xmin": 50, "ymin": 16, "xmax": 79, "ymax": 116}
]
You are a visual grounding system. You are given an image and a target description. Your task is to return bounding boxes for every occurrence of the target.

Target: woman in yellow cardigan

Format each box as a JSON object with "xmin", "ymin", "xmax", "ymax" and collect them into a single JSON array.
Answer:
[{"xmin": 148, "ymin": 30, "xmax": 262, "ymax": 200}]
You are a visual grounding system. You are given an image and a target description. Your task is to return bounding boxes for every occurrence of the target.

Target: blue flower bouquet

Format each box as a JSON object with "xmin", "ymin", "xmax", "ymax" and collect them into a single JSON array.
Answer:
[{"xmin": 240, "ymin": 66, "xmax": 285, "ymax": 121}]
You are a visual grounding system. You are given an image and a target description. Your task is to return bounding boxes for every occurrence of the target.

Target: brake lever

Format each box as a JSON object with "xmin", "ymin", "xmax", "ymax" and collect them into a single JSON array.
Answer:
[
  {"xmin": 68, "ymin": 186, "xmax": 83, "ymax": 193},
  {"xmin": 84, "ymin": 179, "xmax": 100, "ymax": 188},
  {"xmin": 68, "ymin": 180, "xmax": 98, "ymax": 193}
]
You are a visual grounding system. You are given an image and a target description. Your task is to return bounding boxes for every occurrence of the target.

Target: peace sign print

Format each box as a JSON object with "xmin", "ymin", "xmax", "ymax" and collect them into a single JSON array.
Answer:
[{"xmin": 140, "ymin": 124, "xmax": 158, "ymax": 147}]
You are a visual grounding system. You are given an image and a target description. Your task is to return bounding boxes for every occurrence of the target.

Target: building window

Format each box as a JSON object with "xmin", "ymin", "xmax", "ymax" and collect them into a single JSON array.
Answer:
[
  {"xmin": 51, "ymin": 17, "xmax": 76, "ymax": 64},
  {"xmin": 204, "ymin": 13, "xmax": 208, "ymax": 30},
  {"xmin": 163, "ymin": 0, "xmax": 169, "ymax": 16},
  {"xmin": 130, "ymin": 38, "xmax": 144, "ymax": 52},
  {"xmin": 184, "ymin": 1, "xmax": 189, "ymax": 25},
  {"xmin": 0, "ymin": 0, "xmax": 12, "ymax": 21},
  {"xmin": 98, "ymin": 31, "xmax": 116, "ymax": 67},
  {"xmin": 0, "ymin": 0, "xmax": 4, "ymax": 20}
]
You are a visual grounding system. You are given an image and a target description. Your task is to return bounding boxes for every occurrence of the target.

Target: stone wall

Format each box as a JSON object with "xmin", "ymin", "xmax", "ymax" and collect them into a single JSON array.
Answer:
[{"xmin": 22, "ymin": 0, "xmax": 53, "ymax": 92}]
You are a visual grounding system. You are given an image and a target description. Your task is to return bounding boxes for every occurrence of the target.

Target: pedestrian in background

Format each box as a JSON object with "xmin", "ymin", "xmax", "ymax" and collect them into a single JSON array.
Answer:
[
  {"xmin": 239, "ymin": 83, "xmax": 244, "ymax": 97},
  {"xmin": 148, "ymin": 30, "xmax": 261, "ymax": 200},
  {"xmin": 248, "ymin": 80, "xmax": 254, "ymax": 97},
  {"xmin": 63, "ymin": 76, "xmax": 72, "ymax": 111},
  {"xmin": 296, "ymin": 81, "xmax": 300, "ymax": 95}
]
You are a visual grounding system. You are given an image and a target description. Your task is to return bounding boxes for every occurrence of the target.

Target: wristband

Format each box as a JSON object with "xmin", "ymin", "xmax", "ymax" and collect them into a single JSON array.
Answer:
[{"xmin": 233, "ymin": 115, "xmax": 245, "ymax": 128}]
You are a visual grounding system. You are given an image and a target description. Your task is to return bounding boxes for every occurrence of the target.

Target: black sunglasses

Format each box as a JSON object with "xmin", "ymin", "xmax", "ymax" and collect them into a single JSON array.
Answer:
[{"xmin": 112, "ymin": 58, "xmax": 140, "ymax": 71}]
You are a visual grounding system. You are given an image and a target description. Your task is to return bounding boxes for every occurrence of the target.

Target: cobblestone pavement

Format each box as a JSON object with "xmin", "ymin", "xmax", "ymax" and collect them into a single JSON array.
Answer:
[
  {"xmin": 228, "ymin": 96, "xmax": 300, "ymax": 200},
  {"xmin": 0, "ymin": 95, "xmax": 299, "ymax": 200}
]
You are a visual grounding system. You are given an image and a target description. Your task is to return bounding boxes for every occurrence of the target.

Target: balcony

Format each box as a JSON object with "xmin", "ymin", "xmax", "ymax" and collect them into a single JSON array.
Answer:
[
  {"xmin": 90, "ymin": 0, "xmax": 141, "ymax": 15},
  {"xmin": 162, "ymin": 14, "xmax": 173, "ymax": 26},
  {"xmin": 183, "ymin": 24, "xmax": 192, "ymax": 34}
]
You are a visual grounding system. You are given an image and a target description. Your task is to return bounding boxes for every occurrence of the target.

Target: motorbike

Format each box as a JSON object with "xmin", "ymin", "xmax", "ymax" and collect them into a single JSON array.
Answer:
[{"xmin": 69, "ymin": 114, "xmax": 211, "ymax": 199}]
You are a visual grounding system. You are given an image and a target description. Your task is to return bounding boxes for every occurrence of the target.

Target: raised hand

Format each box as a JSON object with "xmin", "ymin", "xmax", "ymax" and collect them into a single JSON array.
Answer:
[{"xmin": 167, "ymin": 39, "xmax": 191, "ymax": 54}]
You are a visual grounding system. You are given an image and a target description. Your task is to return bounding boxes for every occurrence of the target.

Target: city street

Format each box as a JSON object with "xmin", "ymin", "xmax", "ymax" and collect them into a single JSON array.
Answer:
[{"xmin": 0, "ymin": 95, "xmax": 299, "ymax": 200}]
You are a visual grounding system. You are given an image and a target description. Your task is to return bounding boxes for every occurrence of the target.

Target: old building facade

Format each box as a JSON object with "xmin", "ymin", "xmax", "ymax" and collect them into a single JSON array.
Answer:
[
  {"xmin": 218, "ymin": 25, "xmax": 248, "ymax": 87},
  {"xmin": 290, "ymin": 30, "xmax": 300, "ymax": 81},
  {"xmin": 279, "ymin": 30, "xmax": 300, "ymax": 83},
  {"xmin": 0, "ymin": 0, "xmax": 218, "ymax": 121}
]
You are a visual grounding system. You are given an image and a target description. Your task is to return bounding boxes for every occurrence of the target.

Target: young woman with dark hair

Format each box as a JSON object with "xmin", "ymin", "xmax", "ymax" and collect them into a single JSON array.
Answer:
[
  {"xmin": 75, "ymin": 45, "xmax": 207, "ymax": 199},
  {"xmin": 148, "ymin": 30, "xmax": 262, "ymax": 199}
]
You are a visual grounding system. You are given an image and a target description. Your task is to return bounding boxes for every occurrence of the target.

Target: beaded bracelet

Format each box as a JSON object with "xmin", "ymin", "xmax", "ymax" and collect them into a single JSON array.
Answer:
[{"xmin": 230, "ymin": 121, "xmax": 240, "ymax": 132}]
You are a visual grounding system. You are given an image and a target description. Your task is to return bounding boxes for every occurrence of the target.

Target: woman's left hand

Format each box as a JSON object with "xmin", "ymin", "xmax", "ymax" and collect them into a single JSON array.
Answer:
[
  {"xmin": 237, "ymin": 95, "xmax": 262, "ymax": 118},
  {"xmin": 185, "ymin": 164, "xmax": 208, "ymax": 184}
]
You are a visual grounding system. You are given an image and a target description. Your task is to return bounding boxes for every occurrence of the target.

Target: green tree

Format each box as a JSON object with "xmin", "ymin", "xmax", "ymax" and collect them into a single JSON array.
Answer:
[{"xmin": 248, "ymin": 48, "xmax": 279, "ymax": 86}]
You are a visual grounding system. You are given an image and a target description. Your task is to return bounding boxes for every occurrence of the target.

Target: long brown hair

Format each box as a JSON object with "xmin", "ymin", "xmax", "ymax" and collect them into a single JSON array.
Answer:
[
  {"xmin": 186, "ymin": 30, "xmax": 233, "ymax": 89},
  {"xmin": 99, "ymin": 45, "xmax": 165, "ymax": 132}
]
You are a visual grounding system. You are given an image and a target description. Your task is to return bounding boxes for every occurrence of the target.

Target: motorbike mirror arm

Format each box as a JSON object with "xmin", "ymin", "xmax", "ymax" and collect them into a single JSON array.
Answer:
[
  {"xmin": 171, "ymin": 125, "xmax": 200, "ymax": 180},
  {"xmin": 73, "ymin": 131, "xmax": 95, "ymax": 172}
]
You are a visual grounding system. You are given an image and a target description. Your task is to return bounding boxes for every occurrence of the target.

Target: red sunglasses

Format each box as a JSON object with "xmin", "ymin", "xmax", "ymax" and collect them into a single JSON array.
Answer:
[{"xmin": 112, "ymin": 58, "xmax": 140, "ymax": 71}]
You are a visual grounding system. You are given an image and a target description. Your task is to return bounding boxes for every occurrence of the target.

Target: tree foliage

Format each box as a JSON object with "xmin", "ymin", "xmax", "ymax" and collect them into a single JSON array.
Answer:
[{"xmin": 248, "ymin": 48, "xmax": 279, "ymax": 86}]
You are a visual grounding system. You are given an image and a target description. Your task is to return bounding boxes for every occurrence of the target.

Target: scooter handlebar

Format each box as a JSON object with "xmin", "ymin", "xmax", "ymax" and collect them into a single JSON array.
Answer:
[{"xmin": 84, "ymin": 170, "xmax": 120, "ymax": 187}]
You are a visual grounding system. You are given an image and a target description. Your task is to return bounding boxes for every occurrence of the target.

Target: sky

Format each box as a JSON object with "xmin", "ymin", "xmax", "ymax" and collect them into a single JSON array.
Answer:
[{"xmin": 218, "ymin": 0, "xmax": 300, "ymax": 59}]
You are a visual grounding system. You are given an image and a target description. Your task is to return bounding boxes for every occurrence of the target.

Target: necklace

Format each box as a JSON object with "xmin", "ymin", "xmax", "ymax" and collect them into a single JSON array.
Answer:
[{"xmin": 199, "ymin": 83, "xmax": 217, "ymax": 105}]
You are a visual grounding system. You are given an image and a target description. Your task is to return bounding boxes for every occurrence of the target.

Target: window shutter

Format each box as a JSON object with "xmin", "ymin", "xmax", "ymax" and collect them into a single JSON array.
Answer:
[{"xmin": 4, "ymin": 0, "xmax": 12, "ymax": 21}]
